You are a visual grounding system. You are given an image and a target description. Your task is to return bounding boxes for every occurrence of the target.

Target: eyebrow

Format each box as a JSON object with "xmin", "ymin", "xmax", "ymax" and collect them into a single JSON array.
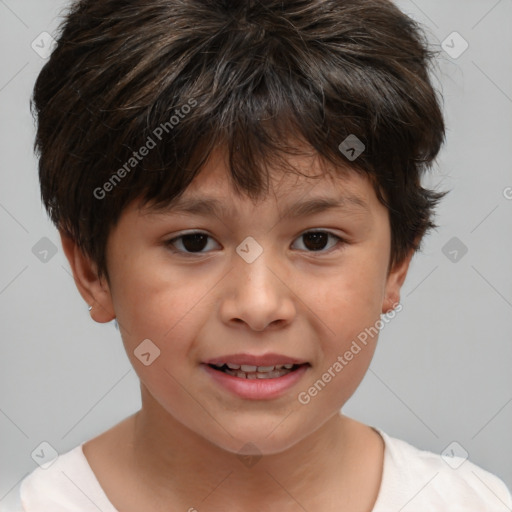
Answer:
[{"xmin": 147, "ymin": 194, "xmax": 370, "ymax": 219}]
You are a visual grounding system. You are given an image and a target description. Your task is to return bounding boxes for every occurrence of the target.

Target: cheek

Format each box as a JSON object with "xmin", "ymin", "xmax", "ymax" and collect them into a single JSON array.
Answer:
[
  {"xmin": 110, "ymin": 252, "xmax": 202, "ymax": 336},
  {"xmin": 301, "ymin": 250, "xmax": 386, "ymax": 401},
  {"xmin": 114, "ymin": 274, "xmax": 203, "ymax": 406},
  {"xmin": 319, "ymin": 254, "xmax": 386, "ymax": 340}
]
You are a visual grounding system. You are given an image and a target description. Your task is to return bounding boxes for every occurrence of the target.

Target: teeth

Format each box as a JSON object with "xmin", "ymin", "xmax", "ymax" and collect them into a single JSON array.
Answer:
[
  {"xmin": 256, "ymin": 366, "xmax": 275, "ymax": 372},
  {"xmin": 259, "ymin": 370, "xmax": 290, "ymax": 378},
  {"xmin": 226, "ymin": 363, "xmax": 296, "ymax": 372},
  {"xmin": 210, "ymin": 362, "xmax": 302, "ymax": 379},
  {"xmin": 224, "ymin": 367, "xmax": 297, "ymax": 379}
]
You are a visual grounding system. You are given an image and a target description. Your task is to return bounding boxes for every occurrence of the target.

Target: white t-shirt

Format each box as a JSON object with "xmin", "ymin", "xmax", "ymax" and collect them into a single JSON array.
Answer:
[{"xmin": 12, "ymin": 428, "xmax": 512, "ymax": 511}]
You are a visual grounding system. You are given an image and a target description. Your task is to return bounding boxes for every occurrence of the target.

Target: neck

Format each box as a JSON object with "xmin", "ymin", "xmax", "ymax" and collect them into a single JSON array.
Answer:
[{"xmin": 129, "ymin": 388, "xmax": 361, "ymax": 510}]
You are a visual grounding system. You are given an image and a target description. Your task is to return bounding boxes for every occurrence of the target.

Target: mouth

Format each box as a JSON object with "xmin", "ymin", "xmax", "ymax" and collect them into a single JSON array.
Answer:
[
  {"xmin": 207, "ymin": 362, "xmax": 307, "ymax": 379},
  {"xmin": 202, "ymin": 354, "xmax": 310, "ymax": 399}
]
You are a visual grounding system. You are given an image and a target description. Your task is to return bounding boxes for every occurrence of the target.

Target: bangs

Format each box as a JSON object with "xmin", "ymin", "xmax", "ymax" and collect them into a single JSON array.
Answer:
[{"xmin": 102, "ymin": 42, "xmax": 370, "ymax": 214}]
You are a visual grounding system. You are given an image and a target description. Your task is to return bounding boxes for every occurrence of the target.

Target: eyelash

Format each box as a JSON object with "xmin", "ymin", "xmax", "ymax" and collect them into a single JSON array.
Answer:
[{"xmin": 164, "ymin": 230, "xmax": 346, "ymax": 256}]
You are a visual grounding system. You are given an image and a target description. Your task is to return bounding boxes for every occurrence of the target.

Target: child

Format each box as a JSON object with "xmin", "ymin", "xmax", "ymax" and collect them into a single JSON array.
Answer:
[{"xmin": 19, "ymin": 0, "xmax": 512, "ymax": 510}]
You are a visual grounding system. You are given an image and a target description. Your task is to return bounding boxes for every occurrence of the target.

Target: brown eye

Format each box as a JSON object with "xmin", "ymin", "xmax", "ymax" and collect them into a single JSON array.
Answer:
[
  {"xmin": 303, "ymin": 232, "xmax": 329, "ymax": 251},
  {"xmin": 292, "ymin": 231, "xmax": 344, "ymax": 253},
  {"xmin": 166, "ymin": 232, "xmax": 219, "ymax": 254}
]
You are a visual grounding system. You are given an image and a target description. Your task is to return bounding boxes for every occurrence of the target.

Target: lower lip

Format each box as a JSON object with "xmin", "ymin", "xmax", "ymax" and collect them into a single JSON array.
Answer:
[{"xmin": 201, "ymin": 364, "xmax": 309, "ymax": 400}]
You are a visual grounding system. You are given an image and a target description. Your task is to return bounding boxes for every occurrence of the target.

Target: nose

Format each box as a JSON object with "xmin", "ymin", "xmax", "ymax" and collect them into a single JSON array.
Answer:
[{"xmin": 219, "ymin": 246, "xmax": 296, "ymax": 332}]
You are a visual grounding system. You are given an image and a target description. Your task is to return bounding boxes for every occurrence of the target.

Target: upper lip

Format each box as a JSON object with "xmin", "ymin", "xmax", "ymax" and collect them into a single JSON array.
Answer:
[{"xmin": 204, "ymin": 353, "xmax": 309, "ymax": 366}]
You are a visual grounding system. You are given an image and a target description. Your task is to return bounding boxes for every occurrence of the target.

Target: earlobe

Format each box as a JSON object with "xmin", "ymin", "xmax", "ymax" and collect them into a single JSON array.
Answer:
[
  {"xmin": 382, "ymin": 249, "xmax": 415, "ymax": 314},
  {"xmin": 59, "ymin": 230, "xmax": 116, "ymax": 323}
]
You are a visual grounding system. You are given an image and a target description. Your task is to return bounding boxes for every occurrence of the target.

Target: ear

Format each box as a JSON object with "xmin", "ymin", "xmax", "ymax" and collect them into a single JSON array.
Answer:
[
  {"xmin": 59, "ymin": 230, "xmax": 116, "ymax": 323},
  {"xmin": 381, "ymin": 248, "xmax": 415, "ymax": 314}
]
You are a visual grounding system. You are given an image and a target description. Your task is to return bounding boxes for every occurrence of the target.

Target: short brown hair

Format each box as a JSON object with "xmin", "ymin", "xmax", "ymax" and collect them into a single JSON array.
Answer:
[{"xmin": 32, "ymin": 0, "xmax": 447, "ymax": 280}]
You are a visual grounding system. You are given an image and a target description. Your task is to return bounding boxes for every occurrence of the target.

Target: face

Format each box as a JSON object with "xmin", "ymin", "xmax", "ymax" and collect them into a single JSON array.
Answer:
[{"xmin": 72, "ymin": 148, "xmax": 411, "ymax": 455}]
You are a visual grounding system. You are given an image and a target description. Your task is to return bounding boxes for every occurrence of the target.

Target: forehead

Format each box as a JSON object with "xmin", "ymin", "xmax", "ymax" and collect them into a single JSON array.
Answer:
[{"xmin": 142, "ymin": 147, "xmax": 377, "ymax": 218}]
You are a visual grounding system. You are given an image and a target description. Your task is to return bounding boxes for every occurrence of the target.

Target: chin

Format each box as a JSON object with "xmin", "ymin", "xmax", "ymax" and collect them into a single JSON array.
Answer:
[{"xmin": 202, "ymin": 421, "xmax": 311, "ymax": 457}]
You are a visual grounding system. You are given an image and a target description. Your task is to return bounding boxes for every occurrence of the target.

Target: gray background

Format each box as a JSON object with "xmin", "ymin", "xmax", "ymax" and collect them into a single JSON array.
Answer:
[{"xmin": 1, "ymin": 0, "xmax": 511, "ymax": 509}]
